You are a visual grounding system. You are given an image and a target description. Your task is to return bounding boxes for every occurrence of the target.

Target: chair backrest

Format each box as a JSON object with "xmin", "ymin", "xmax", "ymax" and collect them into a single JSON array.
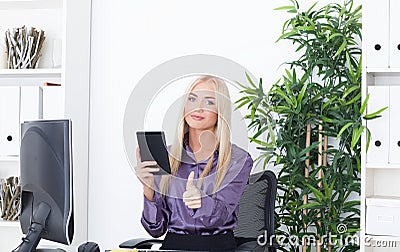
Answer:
[{"xmin": 234, "ymin": 170, "xmax": 277, "ymax": 248}]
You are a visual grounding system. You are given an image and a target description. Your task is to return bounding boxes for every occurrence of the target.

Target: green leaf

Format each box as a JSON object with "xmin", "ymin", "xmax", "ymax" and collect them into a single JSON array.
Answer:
[
  {"xmin": 346, "ymin": 51, "xmax": 355, "ymax": 82},
  {"xmin": 296, "ymin": 25, "xmax": 315, "ymax": 31},
  {"xmin": 267, "ymin": 118, "xmax": 276, "ymax": 145},
  {"xmin": 306, "ymin": 184, "xmax": 325, "ymax": 202},
  {"xmin": 327, "ymin": 33, "xmax": 343, "ymax": 42},
  {"xmin": 258, "ymin": 78, "xmax": 263, "ymax": 91},
  {"xmin": 322, "ymin": 97, "xmax": 336, "ymax": 111},
  {"xmin": 360, "ymin": 93, "xmax": 370, "ymax": 114},
  {"xmin": 235, "ymin": 98, "xmax": 251, "ymax": 110},
  {"xmin": 322, "ymin": 115, "xmax": 334, "ymax": 123},
  {"xmin": 297, "ymin": 81, "xmax": 308, "ymax": 105},
  {"xmin": 306, "ymin": 2, "xmax": 318, "ymax": 15},
  {"xmin": 351, "ymin": 126, "xmax": 364, "ymax": 149},
  {"xmin": 234, "ymin": 80, "xmax": 248, "ymax": 90},
  {"xmin": 356, "ymin": 54, "xmax": 362, "ymax": 78},
  {"xmin": 298, "ymin": 142, "xmax": 319, "ymax": 157},
  {"xmin": 344, "ymin": 200, "xmax": 361, "ymax": 208},
  {"xmin": 345, "ymin": 93, "xmax": 361, "ymax": 106},
  {"xmin": 364, "ymin": 107, "xmax": 388, "ymax": 119},
  {"xmin": 245, "ymin": 72, "xmax": 256, "ymax": 88},
  {"xmin": 274, "ymin": 87, "xmax": 295, "ymax": 108},
  {"xmin": 296, "ymin": 202, "xmax": 321, "ymax": 211},
  {"xmin": 277, "ymin": 31, "xmax": 299, "ymax": 42},
  {"xmin": 252, "ymin": 125, "xmax": 269, "ymax": 139},
  {"xmin": 366, "ymin": 128, "xmax": 371, "ymax": 152},
  {"xmin": 342, "ymin": 85, "xmax": 359, "ymax": 100},
  {"xmin": 337, "ymin": 122, "xmax": 353, "ymax": 140},
  {"xmin": 334, "ymin": 39, "xmax": 347, "ymax": 57},
  {"xmin": 274, "ymin": 5, "xmax": 296, "ymax": 11},
  {"xmin": 248, "ymin": 137, "xmax": 274, "ymax": 148}
]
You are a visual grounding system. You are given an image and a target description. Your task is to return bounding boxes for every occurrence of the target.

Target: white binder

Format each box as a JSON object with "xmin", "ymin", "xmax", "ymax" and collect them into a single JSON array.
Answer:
[
  {"xmin": 364, "ymin": 0, "xmax": 389, "ymax": 68},
  {"xmin": 366, "ymin": 86, "xmax": 390, "ymax": 164},
  {"xmin": 389, "ymin": 86, "xmax": 400, "ymax": 164},
  {"xmin": 43, "ymin": 86, "xmax": 65, "ymax": 119},
  {"xmin": 389, "ymin": 0, "xmax": 400, "ymax": 68},
  {"xmin": 20, "ymin": 86, "xmax": 43, "ymax": 123},
  {"xmin": 0, "ymin": 87, "xmax": 20, "ymax": 156},
  {"xmin": 366, "ymin": 196, "xmax": 400, "ymax": 236}
]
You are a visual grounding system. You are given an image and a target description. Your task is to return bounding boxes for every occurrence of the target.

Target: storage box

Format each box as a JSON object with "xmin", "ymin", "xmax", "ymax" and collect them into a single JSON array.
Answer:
[{"xmin": 366, "ymin": 196, "xmax": 400, "ymax": 236}]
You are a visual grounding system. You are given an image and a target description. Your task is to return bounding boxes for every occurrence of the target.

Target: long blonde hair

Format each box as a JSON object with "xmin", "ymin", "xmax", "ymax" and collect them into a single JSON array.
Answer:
[{"xmin": 160, "ymin": 75, "xmax": 232, "ymax": 196}]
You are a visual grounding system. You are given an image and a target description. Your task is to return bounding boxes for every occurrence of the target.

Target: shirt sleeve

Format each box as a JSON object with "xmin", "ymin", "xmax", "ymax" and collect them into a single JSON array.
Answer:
[
  {"xmin": 190, "ymin": 153, "xmax": 253, "ymax": 227},
  {"xmin": 140, "ymin": 190, "xmax": 170, "ymax": 238}
]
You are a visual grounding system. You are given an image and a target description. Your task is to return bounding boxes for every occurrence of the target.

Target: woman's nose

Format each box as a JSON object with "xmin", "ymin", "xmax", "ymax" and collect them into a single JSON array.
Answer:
[
  {"xmin": 194, "ymin": 107, "xmax": 204, "ymax": 113},
  {"xmin": 194, "ymin": 100, "xmax": 206, "ymax": 111}
]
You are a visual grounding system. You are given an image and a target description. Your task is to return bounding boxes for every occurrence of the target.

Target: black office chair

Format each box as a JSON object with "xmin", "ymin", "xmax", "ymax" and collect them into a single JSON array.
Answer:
[{"xmin": 120, "ymin": 170, "xmax": 277, "ymax": 252}]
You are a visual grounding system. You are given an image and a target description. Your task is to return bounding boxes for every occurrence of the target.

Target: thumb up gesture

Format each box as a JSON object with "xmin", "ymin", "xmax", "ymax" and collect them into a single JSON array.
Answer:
[{"xmin": 183, "ymin": 171, "xmax": 202, "ymax": 209}]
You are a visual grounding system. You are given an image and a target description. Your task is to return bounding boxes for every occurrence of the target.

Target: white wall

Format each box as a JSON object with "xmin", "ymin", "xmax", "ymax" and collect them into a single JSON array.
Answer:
[
  {"xmin": 88, "ymin": 0, "xmax": 355, "ymax": 249},
  {"xmin": 64, "ymin": 0, "xmax": 92, "ymax": 250}
]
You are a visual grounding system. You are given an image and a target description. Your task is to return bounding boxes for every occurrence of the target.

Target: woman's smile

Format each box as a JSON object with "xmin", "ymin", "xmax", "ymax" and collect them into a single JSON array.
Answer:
[{"xmin": 190, "ymin": 114, "xmax": 205, "ymax": 121}]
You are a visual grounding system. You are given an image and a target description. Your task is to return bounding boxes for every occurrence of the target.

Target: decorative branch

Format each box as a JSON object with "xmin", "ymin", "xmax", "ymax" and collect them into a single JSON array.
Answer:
[
  {"xmin": 5, "ymin": 26, "xmax": 45, "ymax": 69},
  {"xmin": 0, "ymin": 176, "xmax": 21, "ymax": 221}
]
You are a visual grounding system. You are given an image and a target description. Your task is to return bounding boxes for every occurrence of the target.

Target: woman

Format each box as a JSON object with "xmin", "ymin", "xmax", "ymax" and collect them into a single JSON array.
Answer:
[{"xmin": 135, "ymin": 75, "xmax": 253, "ymax": 251}]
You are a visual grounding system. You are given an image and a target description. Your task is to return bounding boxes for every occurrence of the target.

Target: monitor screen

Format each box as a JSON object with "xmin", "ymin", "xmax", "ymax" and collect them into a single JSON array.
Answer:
[{"xmin": 17, "ymin": 119, "xmax": 73, "ymax": 251}]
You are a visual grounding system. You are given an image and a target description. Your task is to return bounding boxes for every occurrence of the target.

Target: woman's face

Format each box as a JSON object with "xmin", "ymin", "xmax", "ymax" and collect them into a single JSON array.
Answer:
[{"xmin": 184, "ymin": 80, "xmax": 218, "ymax": 132}]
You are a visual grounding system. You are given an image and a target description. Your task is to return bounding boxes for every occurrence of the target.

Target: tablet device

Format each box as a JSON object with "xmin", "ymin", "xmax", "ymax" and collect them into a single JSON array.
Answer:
[{"xmin": 136, "ymin": 131, "xmax": 171, "ymax": 175}]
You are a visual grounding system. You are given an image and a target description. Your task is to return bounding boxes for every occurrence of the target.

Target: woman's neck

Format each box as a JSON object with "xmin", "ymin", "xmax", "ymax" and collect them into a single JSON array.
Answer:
[{"xmin": 188, "ymin": 129, "xmax": 217, "ymax": 161}]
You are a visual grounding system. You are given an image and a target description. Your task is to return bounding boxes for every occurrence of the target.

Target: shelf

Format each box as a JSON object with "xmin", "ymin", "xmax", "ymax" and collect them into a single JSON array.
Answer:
[
  {"xmin": 0, "ymin": 68, "xmax": 61, "ymax": 77},
  {"xmin": 0, "ymin": 220, "xmax": 19, "ymax": 228},
  {"xmin": 0, "ymin": 68, "xmax": 62, "ymax": 86},
  {"xmin": 0, "ymin": 156, "xmax": 19, "ymax": 162},
  {"xmin": 367, "ymin": 68, "xmax": 400, "ymax": 73},
  {"xmin": 366, "ymin": 163, "xmax": 400, "ymax": 169},
  {"xmin": 366, "ymin": 195, "xmax": 400, "ymax": 205},
  {"xmin": 0, "ymin": 0, "xmax": 62, "ymax": 10}
]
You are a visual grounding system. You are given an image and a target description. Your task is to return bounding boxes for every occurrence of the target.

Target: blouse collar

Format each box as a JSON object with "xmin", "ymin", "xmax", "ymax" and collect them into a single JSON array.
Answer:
[{"xmin": 182, "ymin": 133, "xmax": 219, "ymax": 163}]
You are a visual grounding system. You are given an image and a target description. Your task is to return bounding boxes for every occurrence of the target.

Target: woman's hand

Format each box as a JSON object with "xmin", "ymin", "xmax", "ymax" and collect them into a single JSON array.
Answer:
[
  {"xmin": 135, "ymin": 147, "xmax": 159, "ymax": 201},
  {"xmin": 183, "ymin": 171, "xmax": 202, "ymax": 209}
]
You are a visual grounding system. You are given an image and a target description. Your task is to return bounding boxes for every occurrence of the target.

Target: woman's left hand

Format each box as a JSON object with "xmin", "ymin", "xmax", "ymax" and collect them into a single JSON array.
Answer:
[{"xmin": 183, "ymin": 171, "xmax": 202, "ymax": 209}]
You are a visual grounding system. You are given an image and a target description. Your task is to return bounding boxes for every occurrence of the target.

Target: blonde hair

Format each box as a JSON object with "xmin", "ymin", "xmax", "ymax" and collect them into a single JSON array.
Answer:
[{"xmin": 160, "ymin": 75, "xmax": 232, "ymax": 196}]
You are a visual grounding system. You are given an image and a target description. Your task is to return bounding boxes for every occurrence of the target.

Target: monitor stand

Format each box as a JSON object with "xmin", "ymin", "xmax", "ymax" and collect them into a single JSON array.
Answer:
[{"xmin": 17, "ymin": 202, "xmax": 63, "ymax": 252}]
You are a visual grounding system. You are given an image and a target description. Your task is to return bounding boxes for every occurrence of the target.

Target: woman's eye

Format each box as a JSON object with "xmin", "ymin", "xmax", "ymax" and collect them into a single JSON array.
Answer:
[
  {"xmin": 188, "ymin": 97, "xmax": 196, "ymax": 102},
  {"xmin": 206, "ymin": 100, "xmax": 215, "ymax": 105}
]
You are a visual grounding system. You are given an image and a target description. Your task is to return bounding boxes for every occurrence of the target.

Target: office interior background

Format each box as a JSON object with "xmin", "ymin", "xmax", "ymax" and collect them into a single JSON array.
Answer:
[{"xmin": 3, "ymin": 0, "xmax": 400, "ymax": 251}]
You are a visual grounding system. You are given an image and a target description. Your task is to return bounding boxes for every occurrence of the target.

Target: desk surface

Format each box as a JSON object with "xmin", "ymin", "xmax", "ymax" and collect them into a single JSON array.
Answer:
[{"xmin": 107, "ymin": 250, "xmax": 210, "ymax": 252}]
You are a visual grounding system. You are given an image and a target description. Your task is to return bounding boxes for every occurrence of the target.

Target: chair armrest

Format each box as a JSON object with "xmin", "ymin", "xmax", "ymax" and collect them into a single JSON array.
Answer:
[
  {"xmin": 235, "ymin": 237, "xmax": 278, "ymax": 252},
  {"xmin": 235, "ymin": 240, "xmax": 259, "ymax": 251},
  {"xmin": 119, "ymin": 238, "xmax": 163, "ymax": 249}
]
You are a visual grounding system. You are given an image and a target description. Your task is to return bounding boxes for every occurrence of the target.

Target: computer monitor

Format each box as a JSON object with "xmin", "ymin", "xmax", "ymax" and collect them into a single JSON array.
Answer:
[{"xmin": 16, "ymin": 119, "xmax": 74, "ymax": 251}]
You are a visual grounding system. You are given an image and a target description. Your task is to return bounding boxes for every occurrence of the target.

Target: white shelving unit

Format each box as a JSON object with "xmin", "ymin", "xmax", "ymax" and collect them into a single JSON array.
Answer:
[
  {"xmin": 0, "ymin": 68, "xmax": 62, "ymax": 75},
  {"xmin": 362, "ymin": 0, "xmax": 400, "ymax": 251},
  {"xmin": 0, "ymin": 0, "xmax": 91, "ymax": 251},
  {"xmin": 366, "ymin": 163, "xmax": 400, "ymax": 169},
  {"xmin": 0, "ymin": 0, "xmax": 62, "ymax": 10},
  {"xmin": 366, "ymin": 68, "xmax": 400, "ymax": 73},
  {"xmin": 0, "ymin": 156, "xmax": 19, "ymax": 162},
  {"xmin": 0, "ymin": 1, "xmax": 66, "ymax": 251},
  {"xmin": 0, "ymin": 219, "xmax": 20, "ymax": 228},
  {"xmin": 0, "ymin": 69, "xmax": 62, "ymax": 86}
]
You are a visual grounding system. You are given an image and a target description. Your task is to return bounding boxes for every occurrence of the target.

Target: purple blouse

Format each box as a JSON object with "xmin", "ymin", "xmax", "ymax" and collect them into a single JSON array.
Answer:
[{"xmin": 140, "ymin": 141, "xmax": 253, "ymax": 238}]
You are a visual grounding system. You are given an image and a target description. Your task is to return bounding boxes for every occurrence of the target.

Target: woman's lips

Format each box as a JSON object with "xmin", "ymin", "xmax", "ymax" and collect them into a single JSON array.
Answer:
[{"xmin": 191, "ymin": 114, "xmax": 204, "ymax": 120}]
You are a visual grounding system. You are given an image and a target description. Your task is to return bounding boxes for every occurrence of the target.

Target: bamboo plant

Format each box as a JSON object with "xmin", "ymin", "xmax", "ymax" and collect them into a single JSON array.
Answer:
[{"xmin": 235, "ymin": 1, "xmax": 383, "ymax": 251}]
